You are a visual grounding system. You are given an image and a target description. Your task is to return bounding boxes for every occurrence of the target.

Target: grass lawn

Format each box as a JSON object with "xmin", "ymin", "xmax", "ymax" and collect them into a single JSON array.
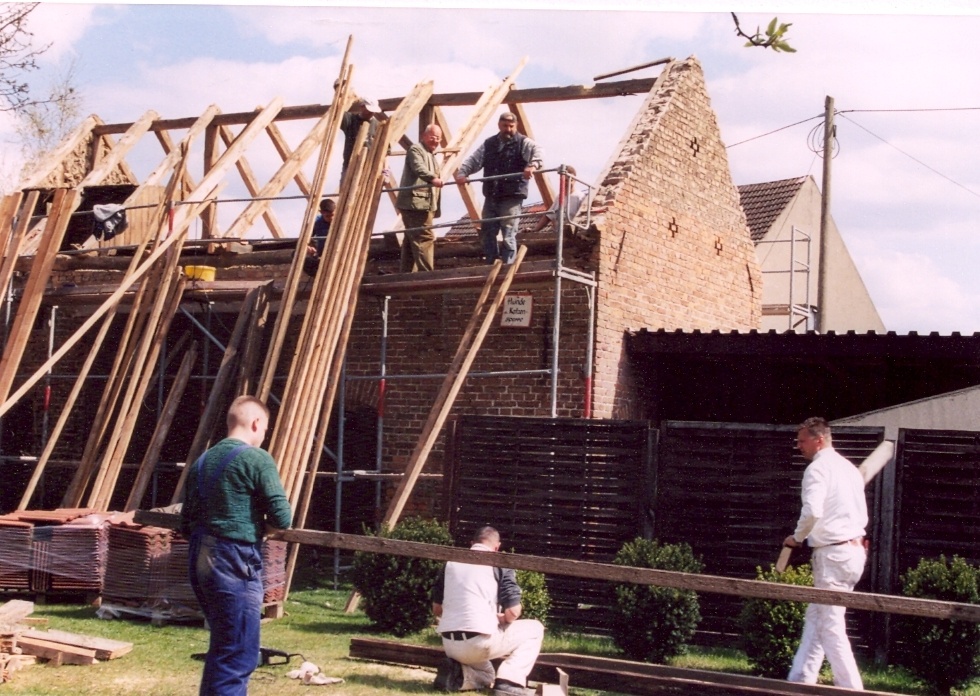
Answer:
[{"xmin": 4, "ymin": 565, "xmax": 980, "ymax": 696}]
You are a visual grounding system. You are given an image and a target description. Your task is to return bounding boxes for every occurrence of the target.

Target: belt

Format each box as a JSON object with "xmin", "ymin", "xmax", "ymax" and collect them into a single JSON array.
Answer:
[
  {"xmin": 441, "ymin": 631, "xmax": 481, "ymax": 641},
  {"xmin": 828, "ymin": 537, "xmax": 864, "ymax": 547}
]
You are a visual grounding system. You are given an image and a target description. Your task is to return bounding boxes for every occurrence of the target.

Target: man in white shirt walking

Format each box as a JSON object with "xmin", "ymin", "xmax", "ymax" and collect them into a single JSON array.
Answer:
[{"xmin": 783, "ymin": 416, "xmax": 868, "ymax": 690}]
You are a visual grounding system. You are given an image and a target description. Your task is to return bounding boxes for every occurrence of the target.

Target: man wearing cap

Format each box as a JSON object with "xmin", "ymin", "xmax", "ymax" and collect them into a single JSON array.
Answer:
[
  {"xmin": 454, "ymin": 112, "xmax": 543, "ymax": 264},
  {"xmin": 396, "ymin": 124, "xmax": 444, "ymax": 272},
  {"xmin": 340, "ymin": 97, "xmax": 386, "ymax": 181}
]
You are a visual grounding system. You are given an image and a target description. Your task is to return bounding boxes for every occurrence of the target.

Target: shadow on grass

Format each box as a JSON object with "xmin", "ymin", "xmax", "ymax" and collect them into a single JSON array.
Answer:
[{"xmin": 343, "ymin": 672, "xmax": 435, "ymax": 692}]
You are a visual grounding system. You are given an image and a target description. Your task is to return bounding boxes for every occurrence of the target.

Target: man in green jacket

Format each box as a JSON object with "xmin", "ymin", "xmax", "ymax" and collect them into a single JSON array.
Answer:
[
  {"xmin": 396, "ymin": 124, "xmax": 444, "ymax": 272},
  {"xmin": 181, "ymin": 395, "xmax": 292, "ymax": 696}
]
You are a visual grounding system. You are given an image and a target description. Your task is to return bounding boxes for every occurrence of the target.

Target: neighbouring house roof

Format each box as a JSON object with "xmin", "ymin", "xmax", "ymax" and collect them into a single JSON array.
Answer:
[
  {"xmin": 442, "ymin": 201, "xmax": 549, "ymax": 240},
  {"xmin": 737, "ymin": 176, "xmax": 807, "ymax": 241}
]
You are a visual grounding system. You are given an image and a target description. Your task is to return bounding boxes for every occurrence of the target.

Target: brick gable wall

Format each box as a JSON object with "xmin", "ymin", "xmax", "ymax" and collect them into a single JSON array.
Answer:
[{"xmin": 587, "ymin": 57, "xmax": 762, "ymax": 419}]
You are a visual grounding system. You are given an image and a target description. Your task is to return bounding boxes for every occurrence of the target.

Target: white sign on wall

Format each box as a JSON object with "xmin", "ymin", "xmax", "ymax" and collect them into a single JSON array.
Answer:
[{"xmin": 500, "ymin": 293, "xmax": 533, "ymax": 328}]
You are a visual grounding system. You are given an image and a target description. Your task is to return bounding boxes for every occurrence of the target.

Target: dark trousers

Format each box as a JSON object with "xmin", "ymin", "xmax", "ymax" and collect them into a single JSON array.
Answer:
[
  {"xmin": 189, "ymin": 533, "xmax": 264, "ymax": 696},
  {"xmin": 400, "ymin": 209, "xmax": 436, "ymax": 272}
]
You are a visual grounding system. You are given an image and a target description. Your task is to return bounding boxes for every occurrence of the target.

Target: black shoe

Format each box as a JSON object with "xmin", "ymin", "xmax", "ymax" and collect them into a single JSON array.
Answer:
[
  {"xmin": 434, "ymin": 657, "xmax": 464, "ymax": 692},
  {"xmin": 492, "ymin": 679, "xmax": 529, "ymax": 695}
]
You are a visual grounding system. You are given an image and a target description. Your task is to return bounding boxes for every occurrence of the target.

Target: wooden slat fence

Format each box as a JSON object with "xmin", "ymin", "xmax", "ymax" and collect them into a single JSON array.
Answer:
[{"xmin": 448, "ymin": 415, "xmax": 652, "ymax": 631}]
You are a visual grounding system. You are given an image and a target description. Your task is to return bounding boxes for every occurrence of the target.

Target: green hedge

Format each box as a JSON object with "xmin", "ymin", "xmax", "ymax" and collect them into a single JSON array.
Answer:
[
  {"xmin": 349, "ymin": 517, "xmax": 453, "ymax": 636},
  {"xmin": 738, "ymin": 562, "xmax": 812, "ymax": 678},
  {"xmin": 610, "ymin": 538, "xmax": 703, "ymax": 663},
  {"xmin": 894, "ymin": 555, "xmax": 980, "ymax": 694}
]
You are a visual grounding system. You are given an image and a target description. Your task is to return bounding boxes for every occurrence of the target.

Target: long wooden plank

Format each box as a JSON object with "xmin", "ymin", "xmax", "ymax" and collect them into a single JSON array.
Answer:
[
  {"xmin": 123, "ymin": 342, "xmax": 198, "ymax": 512},
  {"xmin": 348, "ymin": 638, "xmax": 897, "ymax": 696},
  {"xmin": 271, "ymin": 528, "xmax": 980, "ymax": 623},
  {"xmin": 0, "ymin": 192, "xmax": 33, "ymax": 300},
  {"xmin": 170, "ymin": 284, "xmax": 261, "ymax": 504},
  {"xmin": 382, "ymin": 246, "xmax": 527, "ymax": 528},
  {"xmin": 0, "ymin": 188, "xmax": 80, "ymax": 407},
  {"xmin": 88, "ymin": 78, "xmax": 661, "ymax": 136},
  {"xmin": 255, "ymin": 48, "xmax": 352, "ymax": 403},
  {"xmin": 89, "ymin": 266, "xmax": 187, "ymax": 510}
]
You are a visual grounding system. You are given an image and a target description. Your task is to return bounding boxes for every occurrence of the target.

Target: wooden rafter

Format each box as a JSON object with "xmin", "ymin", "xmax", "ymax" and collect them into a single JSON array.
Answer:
[
  {"xmin": 508, "ymin": 102, "xmax": 554, "ymax": 208},
  {"xmin": 439, "ymin": 58, "xmax": 528, "ymax": 228},
  {"xmin": 218, "ymin": 122, "xmax": 286, "ymax": 238},
  {"xmin": 265, "ymin": 121, "xmax": 312, "ymax": 196}
]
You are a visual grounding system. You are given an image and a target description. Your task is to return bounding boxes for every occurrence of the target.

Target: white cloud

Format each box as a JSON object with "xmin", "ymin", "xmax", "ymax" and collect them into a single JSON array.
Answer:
[{"xmin": 29, "ymin": 3, "xmax": 101, "ymax": 63}]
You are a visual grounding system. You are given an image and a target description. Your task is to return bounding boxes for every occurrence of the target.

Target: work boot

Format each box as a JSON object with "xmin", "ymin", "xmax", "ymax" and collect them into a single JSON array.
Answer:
[
  {"xmin": 434, "ymin": 657, "xmax": 464, "ymax": 692},
  {"xmin": 492, "ymin": 678, "xmax": 531, "ymax": 696}
]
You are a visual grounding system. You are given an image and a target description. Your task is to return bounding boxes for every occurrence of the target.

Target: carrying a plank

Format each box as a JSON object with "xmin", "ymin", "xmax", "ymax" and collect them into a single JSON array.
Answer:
[{"xmin": 776, "ymin": 440, "xmax": 895, "ymax": 572}]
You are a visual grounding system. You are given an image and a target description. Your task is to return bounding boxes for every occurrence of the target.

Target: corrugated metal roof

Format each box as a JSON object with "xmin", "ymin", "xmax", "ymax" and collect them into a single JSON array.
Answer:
[{"xmin": 737, "ymin": 176, "xmax": 807, "ymax": 241}]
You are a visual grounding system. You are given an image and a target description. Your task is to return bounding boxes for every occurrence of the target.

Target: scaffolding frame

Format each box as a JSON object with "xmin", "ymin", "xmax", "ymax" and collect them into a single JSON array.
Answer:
[{"xmin": 759, "ymin": 225, "xmax": 813, "ymax": 331}]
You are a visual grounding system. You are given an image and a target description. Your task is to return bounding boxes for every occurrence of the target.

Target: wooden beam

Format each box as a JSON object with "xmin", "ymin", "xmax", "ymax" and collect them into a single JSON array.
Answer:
[
  {"xmin": 265, "ymin": 121, "xmax": 313, "ymax": 196},
  {"xmin": 87, "ymin": 78, "xmax": 661, "ymax": 136},
  {"xmin": 140, "ymin": 105, "xmax": 219, "ymax": 194},
  {"xmin": 123, "ymin": 342, "xmax": 198, "ymax": 511},
  {"xmin": 270, "ymin": 528, "xmax": 980, "ymax": 622},
  {"xmin": 508, "ymin": 102, "xmax": 554, "ymax": 208},
  {"xmin": 0, "ymin": 189, "xmax": 80, "ymax": 407},
  {"xmin": 218, "ymin": 123, "xmax": 286, "ymax": 238},
  {"xmin": 77, "ymin": 109, "xmax": 159, "ymax": 189},
  {"xmin": 18, "ymin": 115, "xmax": 100, "ymax": 189},
  {"xmin": 348, "ymin": 638, "xmax": 898, "ymax": 696},
  {"xmin": 23, "ymin": 629, "xmax": 132, "ymax": 661}
]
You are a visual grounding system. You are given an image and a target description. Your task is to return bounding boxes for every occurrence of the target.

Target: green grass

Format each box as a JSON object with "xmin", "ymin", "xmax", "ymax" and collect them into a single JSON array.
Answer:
[{"xmin": 4, "ymin": 575, "xmax": 980, "ymax": 696}]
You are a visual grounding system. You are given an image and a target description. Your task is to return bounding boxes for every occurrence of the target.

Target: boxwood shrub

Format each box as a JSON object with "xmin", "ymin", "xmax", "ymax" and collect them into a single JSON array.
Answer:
[
  {"xmin": 349, "ymin": 517, "xmax": 453, "ymax": 636},
  {"xmin": 738, "ymin": 562, "xmax": 813, "ymax": 678},
  {"xmin": 610, "ymin": 538, "xmax": 703, "ymax": 663},
  {"xmin": 894, "ymin": 555, "xmax": 980, "ymax": 694}
]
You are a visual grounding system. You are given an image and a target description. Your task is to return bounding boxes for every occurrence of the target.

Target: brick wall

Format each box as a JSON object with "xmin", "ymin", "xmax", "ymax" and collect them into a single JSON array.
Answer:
[{"xmin": 587, "ymin": 57, "xmax": 762, "ymax": 419}]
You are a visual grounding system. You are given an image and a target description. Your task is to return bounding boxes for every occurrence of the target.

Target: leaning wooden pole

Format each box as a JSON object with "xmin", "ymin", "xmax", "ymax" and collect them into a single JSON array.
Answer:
[{"xmin": 344, "ymin": 248, "xmax": 526, "ymax": 613}]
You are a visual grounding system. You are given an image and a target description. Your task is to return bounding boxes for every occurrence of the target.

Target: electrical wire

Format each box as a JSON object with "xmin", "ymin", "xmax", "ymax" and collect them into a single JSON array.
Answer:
[
  {"xmin": 837, "ymin": 113, "xmax": 980, "ymax": 201},
  {"xmin": 725, "ymin": 114, "xmax": 824, "ymax": 149}
]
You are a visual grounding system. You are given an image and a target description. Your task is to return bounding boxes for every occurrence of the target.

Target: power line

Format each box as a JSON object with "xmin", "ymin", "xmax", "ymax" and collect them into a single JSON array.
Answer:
[
  {"xmin": 725, "ymin": 114, "xmax": 823, "ymax": 149},
  {"xmin": 840, "ymin": 107, "xmax": 980, "ymax": 114},
  {"xmin": 837, "ymin": 113, "xmax": 980, "ymax": 201}
]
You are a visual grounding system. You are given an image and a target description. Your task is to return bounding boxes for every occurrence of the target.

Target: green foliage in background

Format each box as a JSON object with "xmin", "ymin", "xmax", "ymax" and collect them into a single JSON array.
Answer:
[
  {"xmin": 894, "ymin": 555, "xmax": 980, "ymax": 695},
  {"xmin": 515, "ymin": 568, "xmax": 551, "ymax": 626},
  {"xmin": 738, "ymin": 562, "xmax": 812, "ymax": 678},
  {"xmin": 349, "ymin": 517, "xmax": 452, "ymax": 636},
  {"xmin": 611, "ymin": 538, "xmax": 703, "ymax": 663}
]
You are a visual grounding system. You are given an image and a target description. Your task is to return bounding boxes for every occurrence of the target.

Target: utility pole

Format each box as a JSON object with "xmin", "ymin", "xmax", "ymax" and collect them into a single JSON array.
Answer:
[{"xmin": 816, "ymin": 95, "xmax": 834, "ymax": 333}]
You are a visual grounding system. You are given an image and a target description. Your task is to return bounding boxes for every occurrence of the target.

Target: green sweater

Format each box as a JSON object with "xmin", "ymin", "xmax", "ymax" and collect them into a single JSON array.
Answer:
[{"xmin": 180, "ymin": 438, "xmax": 292, "ymax": 543}]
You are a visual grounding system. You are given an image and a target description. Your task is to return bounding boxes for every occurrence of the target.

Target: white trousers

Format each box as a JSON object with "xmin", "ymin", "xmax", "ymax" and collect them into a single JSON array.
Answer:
[
  {"xmin": 442, "ymin": 619, "xmax": 544, "ymax": 690},
  {"xmin": 788, "ymin": 542, "xmax": 866, "ymax": 690}
]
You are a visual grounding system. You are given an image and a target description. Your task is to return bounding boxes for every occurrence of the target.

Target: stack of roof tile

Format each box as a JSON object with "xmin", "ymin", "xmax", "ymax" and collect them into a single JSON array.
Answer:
[
  {"xmin": 261, "ymin": 539, "xmax": 288, "ymax": 604},
  {"xmin": 48, "ymin": 516, "xmax": 108, "ymax": 593},
  {"xmin": 0, "ymin": 519, "xmax": 32, "ymax": 591},
  {"xmin": 102, "ymin": 523, "xmax": 172, "ymax": 606},
  {"xmin": 154, "ymin": 536, "xmax": 199, "ymax": 612}
]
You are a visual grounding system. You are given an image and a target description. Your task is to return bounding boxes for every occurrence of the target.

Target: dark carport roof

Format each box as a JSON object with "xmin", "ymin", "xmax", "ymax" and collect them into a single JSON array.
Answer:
[{"xmin": 626, "ymin": 328, "xmax": 980, "ymax": 425}]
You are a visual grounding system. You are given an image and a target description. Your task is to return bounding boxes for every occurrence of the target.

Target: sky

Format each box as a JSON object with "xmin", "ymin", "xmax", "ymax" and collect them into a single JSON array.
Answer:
[{"xmin": 5, "ymin": 0, "xmax": 980, "ymax": 335}]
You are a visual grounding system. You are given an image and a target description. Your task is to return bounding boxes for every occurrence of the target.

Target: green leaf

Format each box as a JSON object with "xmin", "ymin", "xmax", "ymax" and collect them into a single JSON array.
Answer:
[{"xmin": 766, "ymin": 16, "xmax": 778, "ymax": 36}]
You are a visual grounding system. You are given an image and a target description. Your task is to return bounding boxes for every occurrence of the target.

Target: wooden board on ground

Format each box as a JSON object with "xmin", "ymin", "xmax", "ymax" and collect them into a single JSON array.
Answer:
[
  {"xmin": 16, "ymin": 635, "xmax": 98, "ymax": 665},
  {"xmin": 0, "ymin": 600, "xmax": 34, "ymax": 626},
  {"xmin": 23, "ymin": 628, "xmax": 133, "ymax": 660},
  {"xmin": 349, "ymin": 637, "xmax": 895, "ymax": 696}
]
